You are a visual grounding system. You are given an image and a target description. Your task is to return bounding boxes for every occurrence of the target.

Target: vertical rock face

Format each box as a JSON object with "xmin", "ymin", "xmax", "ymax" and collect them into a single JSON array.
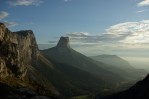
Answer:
[
  {"xmin": 0, "ymin": 23, "xmax": 39, "ymax": 78},
  {"xmin": 56, "ymin": 36, "xmax": 70, "ymax": 48},
  {"xmin": 0, "ymin": 23, "xmax": 60, "ymax": 98}
]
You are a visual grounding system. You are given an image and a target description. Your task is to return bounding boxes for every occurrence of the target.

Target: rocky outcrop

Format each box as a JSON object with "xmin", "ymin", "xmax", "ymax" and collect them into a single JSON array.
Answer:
[
  {"xmin": 0, "ymin": 23, "xmax": 60, "ymax": 98},
  {"xmin": 0, "ymin": 23, "xmax": 39, "ymax": 78},
  {"xmin": 56, "ymin": 36, "xmax": 70, "ymax": 48}
]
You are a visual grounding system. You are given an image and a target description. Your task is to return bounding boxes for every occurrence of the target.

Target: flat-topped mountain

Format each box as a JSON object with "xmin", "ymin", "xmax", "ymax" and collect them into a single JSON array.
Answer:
[
  {"xmin": 42, "ymin": 37, "xmax": 148, "ymax": 96},
  {"xmin": 57, "ymin": 36, "xmax": 70, "ymax": 48},
  {"xmin": 41, "ymin": 37, "xmax": 121, "ymax": 96},
  {"xmin": 42, "ymin": 37, "xmax": 125, "ymax": 84}
]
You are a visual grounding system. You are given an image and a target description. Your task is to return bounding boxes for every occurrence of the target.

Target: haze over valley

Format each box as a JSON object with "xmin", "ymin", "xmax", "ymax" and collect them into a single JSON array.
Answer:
[{"xmin": 38, "ymin": 43, "xmax": 149, "ymax": 71}]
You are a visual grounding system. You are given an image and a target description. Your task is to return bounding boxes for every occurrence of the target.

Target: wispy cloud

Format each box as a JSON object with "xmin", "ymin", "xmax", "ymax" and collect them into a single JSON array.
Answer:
[
  {"xmin": 136, "ymin": 10, "xmax": 145, "ymax": 13},
  {"xmin": 137, "ymin": 0, "xmax": 149, "ymax": 7},
  {"xmin": 64, "ymin": 0, "xmax": 71, "ymax": 2},
  {"xmin": 27, "ymin": 22, "xmax": 34, "ymax": 25},
  {"xmin": 0, "ymin": 11, "xmax": 18, "ymax": 27},
  {"xmin": 106, "ymin": 20, "xmax": 149, "ymax": 44},
  {"xmin": 63, "ymin": 20, "xmax": 149, "ymax": 47},
  {"xmin": 66, "ymin": 32, "xmax": 89, "ymax": 38},
  {"xmin": 65, "ymin": 32, "xmax": 102, "ymax": 44},
  {"xmin": 8, "ymin": 0, "xmax": 43, "ymax": 6},
  {"xmin": 0, "ymin": 11, "xmax": 9, "ymax": 20},
  {"xmin": 3, "ymin": 21, "xmax": 18, "ymax": 27}
]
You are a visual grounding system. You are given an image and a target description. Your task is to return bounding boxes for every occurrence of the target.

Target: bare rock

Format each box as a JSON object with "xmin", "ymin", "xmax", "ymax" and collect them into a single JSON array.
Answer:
[
  {"xmin": 0, "ymin": 23, "xmax": 39, "ymax": 78},
  {"xmin": 56, "ymin": 36, "xmax": 70, "ymax": 48}
]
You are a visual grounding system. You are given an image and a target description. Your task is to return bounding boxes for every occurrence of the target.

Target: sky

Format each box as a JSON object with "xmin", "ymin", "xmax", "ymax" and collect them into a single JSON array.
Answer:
[{"xmin": 1, "ymin": 0, "xmax": 149, "ymax": 70}]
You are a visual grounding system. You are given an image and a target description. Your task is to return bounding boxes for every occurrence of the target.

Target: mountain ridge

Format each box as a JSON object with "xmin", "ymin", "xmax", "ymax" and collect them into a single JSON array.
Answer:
[
  {"xmin": 90, "ymin": 54, "xmax": 147, "ymax": 79},
  {"xmin": 41, "ymin": 37, "xmax": 129, "ymax": 88},
  {"xmin": 1, "ymin": 23, "xmax": 148, "ymax": 98}
]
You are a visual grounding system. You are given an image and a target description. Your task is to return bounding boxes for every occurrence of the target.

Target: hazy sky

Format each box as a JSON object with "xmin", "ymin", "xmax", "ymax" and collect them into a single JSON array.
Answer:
[{"xmin": 1, "ymin": 0, "xmax": 149, "ymax": 68}]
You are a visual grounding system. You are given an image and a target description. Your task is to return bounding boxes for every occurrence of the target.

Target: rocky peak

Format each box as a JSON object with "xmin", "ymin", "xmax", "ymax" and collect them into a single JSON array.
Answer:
[
  {"xmin": 0, "ymin": 23, "xmax": 5, "ymax": 27},
  {"xmin": 15, "ymin": 30, "xmax": 33, "ymax": 36},
  {"xmin": 0, "ymin": 23, "xmax": 5, "ymax": 28},
  {"xmin": 14, "ymin": 30, "xmax": 38, "ymax": 48},
  {"xmin": 0, "ymin": 23, "xmax": 7, "ymax": 41},
  {"xmin": 0, "ymin": 23, "xmax": 39, "ymax": 78},
  {"xmin": 56, "ymin": 36, "xmax": 70, "ymax": 48}
]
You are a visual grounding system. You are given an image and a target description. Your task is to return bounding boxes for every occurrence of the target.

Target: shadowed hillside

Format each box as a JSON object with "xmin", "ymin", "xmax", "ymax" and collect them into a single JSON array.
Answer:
[{"xmin": 101, "ymin": 74, "xmax": 149, "ymax": 99}]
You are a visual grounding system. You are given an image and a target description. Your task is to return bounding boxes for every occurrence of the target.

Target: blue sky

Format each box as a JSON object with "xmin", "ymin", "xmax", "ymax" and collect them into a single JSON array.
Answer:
[
  {"xmin": 1, "ymin": 0, "xmax": 149, "ymax": 43},
  {"xmin": 1, "ymin": 0, "xmax": 149, "ymax": 69}
]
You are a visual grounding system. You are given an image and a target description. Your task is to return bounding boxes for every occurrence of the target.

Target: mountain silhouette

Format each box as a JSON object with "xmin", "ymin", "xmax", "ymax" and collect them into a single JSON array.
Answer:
[{"xmin": 102, "ymin": 74, "xmax": 149, "ymax": 99}]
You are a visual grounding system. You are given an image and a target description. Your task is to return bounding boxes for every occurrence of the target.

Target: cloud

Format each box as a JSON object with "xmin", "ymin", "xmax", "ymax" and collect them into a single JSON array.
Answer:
[
  {"xmin": 137, "ymin": 0, "xmax": 149, "ymax": 7},
  {"xmin": 0, "ymin": 11, "xmax": 18, "ymax": 28},
  {"xmin": 66, "ymin": 32, "xmax": 89, "ymax": 38},
  {"xmin": 136, "ymin": 10, "xmax": 145, "ymax": 13},
  {"xmin": 65, "ymin": 32, "xmax": 102, "ymax": 44},
  {"xmin": 64, "ymin": 0, "xmax": 71, "ymax": 2},
  {"xmin": 0, "ymin": 11, "xmax": 9, "ymax": 20},
  {"xmin": 106, "ymin": 20, "xmax": 149, "ymax": 44},
  {"xmin": 63, "ymin": 20, "xmax": 149, "ymax": 48},
  {"xmin": 3, "ymin": 21, "xmax": 18, "ymax": 27},
  {"xmin": 27, "ymin": 22, "xmax": 34, "ymax": 25},
  {"xmin": 8, "ymin": 0, "xmax": 43, "ymax": 6},
  {"xmin": 49, "ymin": 41, "xmax": 57, "ymax": 43}
]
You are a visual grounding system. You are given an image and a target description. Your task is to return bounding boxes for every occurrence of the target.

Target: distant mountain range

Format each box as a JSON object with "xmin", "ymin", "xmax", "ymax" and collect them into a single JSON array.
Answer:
[
  {"xmin": 0, "ymin": 22, "xmax": 148, "ymax": 99},
  {"xmin": 91, "ymin": 54, "xmax": 133, "ymax": 69},
  {"xmin": 90, "ymin": 55, "xmax": 147, "ymax": 81}
]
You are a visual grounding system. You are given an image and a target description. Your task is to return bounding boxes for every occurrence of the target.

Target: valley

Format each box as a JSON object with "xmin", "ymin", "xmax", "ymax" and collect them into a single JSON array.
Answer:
[{"xmin": 0, "ymin": 23, "xmax": 148, "ymax": 99}]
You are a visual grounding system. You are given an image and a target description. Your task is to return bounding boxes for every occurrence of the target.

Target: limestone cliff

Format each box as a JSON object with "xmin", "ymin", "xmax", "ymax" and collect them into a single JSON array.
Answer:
[
  {"xmin": 0, "ymin": 23, "xmax": 60, "ymax": 98},
  {"xmin": 0, "ymin": 23, "xmax": 39, "ymax": 78}
]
